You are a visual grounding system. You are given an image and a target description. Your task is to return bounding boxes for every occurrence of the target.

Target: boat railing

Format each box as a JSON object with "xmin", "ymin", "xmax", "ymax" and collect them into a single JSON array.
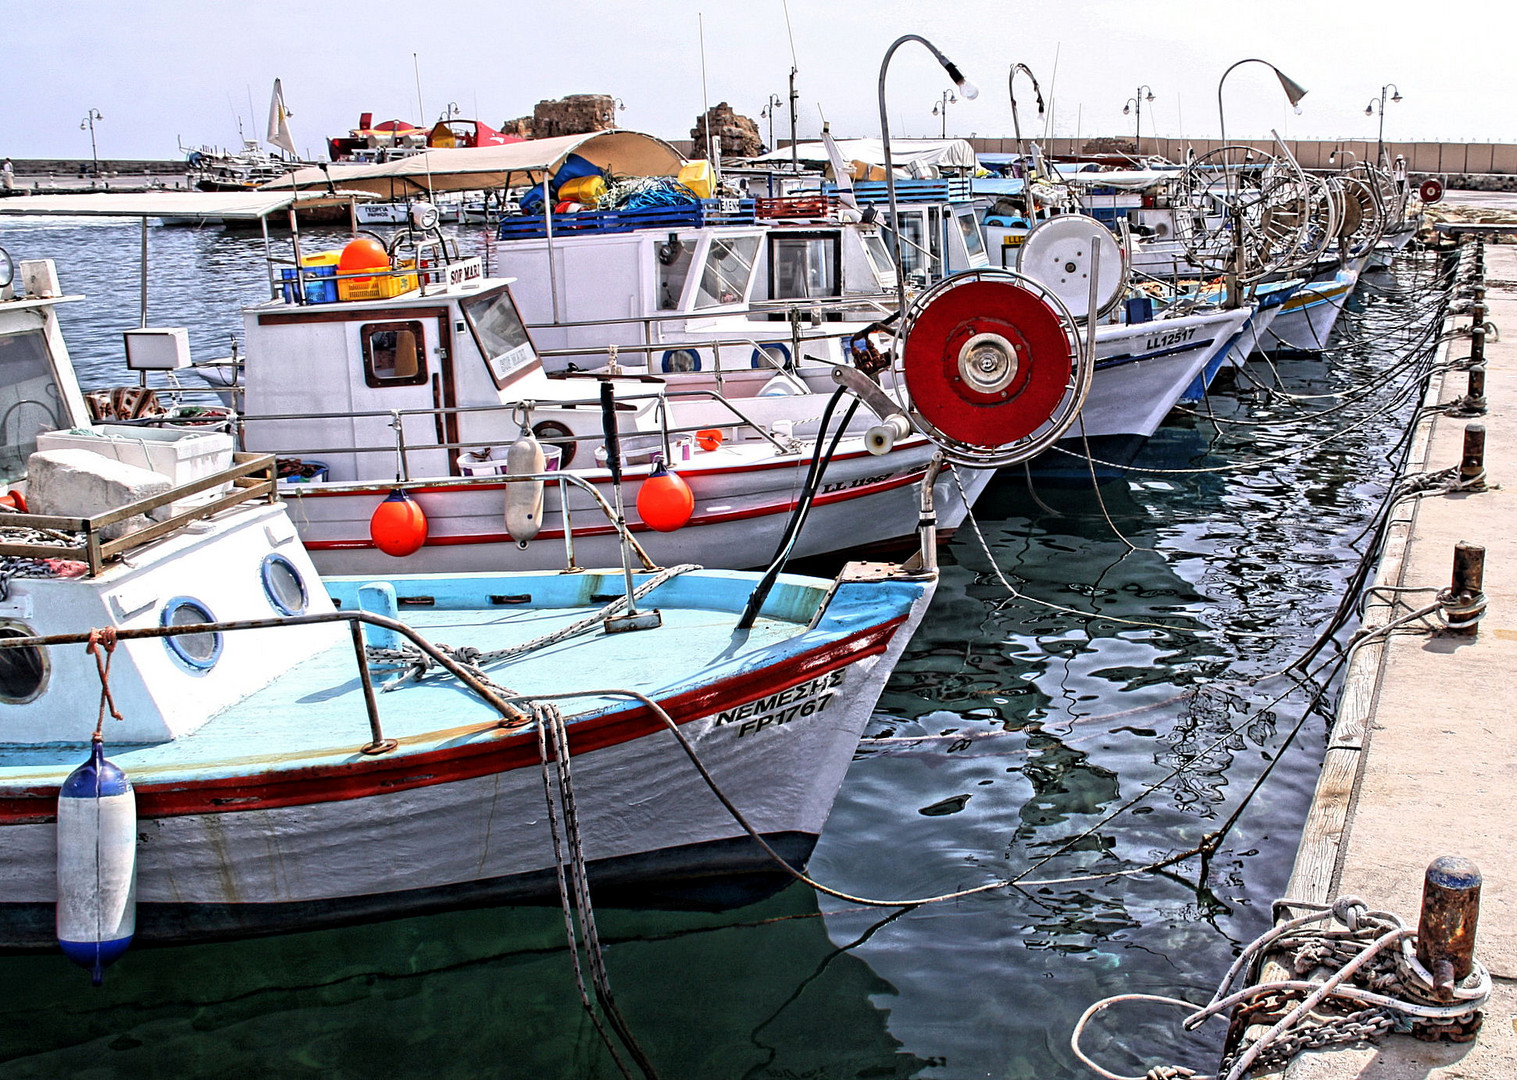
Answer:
[
  {"xmin": 0, "ymin": 606, "xmax": 533, "ymax": 755},
  {"xmin": 0, "ymin": 453, "xmax": 278, "ymax": 576}
]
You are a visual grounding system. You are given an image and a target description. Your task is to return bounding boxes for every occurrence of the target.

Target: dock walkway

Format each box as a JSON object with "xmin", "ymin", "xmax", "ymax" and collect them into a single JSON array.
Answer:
[{"xmin": 1278, "ymin": 244, "xmax": 1517, "ymax": 1077}]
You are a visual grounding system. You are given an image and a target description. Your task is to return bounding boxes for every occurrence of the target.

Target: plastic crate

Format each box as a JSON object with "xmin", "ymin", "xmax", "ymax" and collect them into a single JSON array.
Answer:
[
  {"xmin": 280, "ymin": 250, "xmax": 341, "ymax": 304},
  {"xmin": 338, "ymin": 263, "xmax": 419, "ymax": 302},
  {"xmin": 35, "ymin": 425, "xmax": 234, "ymax": 513}
]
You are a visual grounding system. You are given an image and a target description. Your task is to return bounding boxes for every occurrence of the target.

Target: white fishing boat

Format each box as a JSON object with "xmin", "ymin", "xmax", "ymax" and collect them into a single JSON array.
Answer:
[
  {"xmin": 1256, "ymin": 261, "xmax": 1362, "ymax": 354},
  {"xmin": 0, "ymin": 238, "xmax": 1095, "ymax": 967}
]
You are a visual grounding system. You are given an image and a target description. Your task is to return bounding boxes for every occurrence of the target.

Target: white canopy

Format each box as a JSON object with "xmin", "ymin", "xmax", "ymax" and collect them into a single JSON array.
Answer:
[
  {"xmin": 263, "ymin": 130, "xmax": 687, "ymax": 196},
  {"xmin": 0, "ymin": 190, "xmax": 368, "ymax": 221},
  {"xmin": 747, "ymin": 138, "xmax": 979, "ymax": 171},
  {"xmin": 1058, "ymin": 169, "xmax": 1182, "ymax": 190}
]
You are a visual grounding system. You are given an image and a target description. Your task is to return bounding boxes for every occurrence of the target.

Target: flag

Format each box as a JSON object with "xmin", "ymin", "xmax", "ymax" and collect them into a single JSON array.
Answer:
[{"xmin": 267, "ymin": 79, "xmax": 297, "ymax": 157}]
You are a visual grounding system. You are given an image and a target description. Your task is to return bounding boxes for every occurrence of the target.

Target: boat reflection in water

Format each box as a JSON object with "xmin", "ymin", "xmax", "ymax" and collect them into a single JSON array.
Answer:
[{"xmin": 0, "ymin": 885, "xmax": 934, "ymax": 1078}]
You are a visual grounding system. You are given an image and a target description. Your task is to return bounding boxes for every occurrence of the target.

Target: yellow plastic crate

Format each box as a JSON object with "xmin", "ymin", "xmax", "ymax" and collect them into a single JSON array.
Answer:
[{"xmin": 338, "ymin": 261, "xmax": 419, "ymax": 302}]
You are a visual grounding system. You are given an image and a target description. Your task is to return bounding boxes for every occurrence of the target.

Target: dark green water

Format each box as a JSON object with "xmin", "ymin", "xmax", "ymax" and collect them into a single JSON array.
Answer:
[{"xmin": 0, "ymin": 219, "xmax": 1440, "ymax": 1078}]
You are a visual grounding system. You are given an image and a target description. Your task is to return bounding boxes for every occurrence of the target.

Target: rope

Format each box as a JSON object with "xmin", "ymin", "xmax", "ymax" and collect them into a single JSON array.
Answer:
[
  {"xmin": 86, "ymin": 628, "xmax": 122, "ymax": 739},
  {"xmin": 365, "ymin": 564, "xmax": 701, "ymax": 687},
  {"xmin": 1070, "ymin": 897, "xmax": 1489, "ymax": 1080}
]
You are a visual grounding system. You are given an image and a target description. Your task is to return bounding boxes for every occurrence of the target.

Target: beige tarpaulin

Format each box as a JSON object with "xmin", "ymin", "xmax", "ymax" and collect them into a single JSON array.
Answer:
[{"xmin": 261, "ymin": 130, "xmax": 687, "ymax": 196}]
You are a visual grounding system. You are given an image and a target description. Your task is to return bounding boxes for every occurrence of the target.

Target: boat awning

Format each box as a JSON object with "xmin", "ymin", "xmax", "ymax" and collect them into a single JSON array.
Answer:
[
  {"xmin": 0, "ymin": 190, "xmax": 372, "ymax": 221},
  {"xmin": 262, "ymin": 130, "xmax": 687, "ymax": 196},
  {"xmin": 747, "ymin": 138, "xmax": 979, "ymax": 171},
  {"xmin": 1058, "ymin": 169, "xmax": 1182, "ymax": 190}
]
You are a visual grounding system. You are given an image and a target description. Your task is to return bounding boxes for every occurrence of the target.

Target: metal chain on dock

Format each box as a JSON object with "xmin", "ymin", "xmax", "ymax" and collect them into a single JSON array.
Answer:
[
  {"xmin": 363, "ymin": 563, "xmax": 701, "ymax": 687},
  {"xmin": 1070, "ymin": 896, "xmax": 1490, "ymax": 1080}
]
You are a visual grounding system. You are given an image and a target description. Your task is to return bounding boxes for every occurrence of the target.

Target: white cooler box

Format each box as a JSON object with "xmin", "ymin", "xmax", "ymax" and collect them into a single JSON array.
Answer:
[{"xmin": 35, "ymin": 426, "xmax": 235, "ymax": 514}]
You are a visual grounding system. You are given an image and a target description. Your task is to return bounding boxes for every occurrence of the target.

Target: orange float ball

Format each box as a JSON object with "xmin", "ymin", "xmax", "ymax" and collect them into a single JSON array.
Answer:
[
  {"xmin": 338, "ymin": 236, "xmax": 391, "ymax": 285},
  {"xmin": 370, "ymin": 488, "xmax": 428, "ymax": 556},
  {"xmin": 636, "ymin": 461, "xmax": 694, "ymax": 532}
]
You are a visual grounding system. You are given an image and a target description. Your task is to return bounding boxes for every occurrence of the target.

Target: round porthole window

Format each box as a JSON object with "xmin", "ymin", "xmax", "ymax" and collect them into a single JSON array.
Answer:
[
  {"xmin": 261, "ymin": 554, "xmax": 309, "ymax": 616},
  {"xmin": 750, "ymin": 343, "xmax": 791, "ymax": 369},
  {"xmin": 661, "ymin": 348, "xmax": 701, "ymax": 373},
  {"xmin": 0, "ymin": 624, "xmax": 46, "ymax": 703},
  {"xmin": 161, "ymin": 598, "xmax": 223, "ymax": 672}
]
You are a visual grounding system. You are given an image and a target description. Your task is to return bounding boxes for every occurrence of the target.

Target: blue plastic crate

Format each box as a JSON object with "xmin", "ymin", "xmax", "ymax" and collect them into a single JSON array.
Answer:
[{"xmin": 280, "ymin": 265, "xmax": 337, "ymax": 304}]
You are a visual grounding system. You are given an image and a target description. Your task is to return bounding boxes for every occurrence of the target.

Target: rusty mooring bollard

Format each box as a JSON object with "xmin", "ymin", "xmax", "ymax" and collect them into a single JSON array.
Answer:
[
  {"xmin": 1469, "ymin": 324, "xmax": 1485, "ymax": 365},
  {"xmin": 1460, "ymin": 364, "xmax": 1487, "ymax": 415},
  {"xmin": 1460, "ymin": 423, "xmax": 1487, "ymax": 486},
  {"xmin": 1417, "ymin": 855, "xmax": 1482, "ymax": 1002},
  {"xmin": 1444, "ymin": 541, "xmax": 1487, "ymax": 633}
]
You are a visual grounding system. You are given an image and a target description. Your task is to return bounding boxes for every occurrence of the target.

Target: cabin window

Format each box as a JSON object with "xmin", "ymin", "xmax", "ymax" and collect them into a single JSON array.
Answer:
[
  {"xmin": 656, "ymin": 236, "xmax": 695, "ymax": 310},
  {"xmin": 361, "ymin": 321, "xmax": 428, "ymax": 388},
  {"xmin": 0, "ymin": 330, "xmax": 66, "ymax": 483},
  {"xmin": 461, "ymin": 286, "xmax": 538, "ymax": 389},
  {"xmin": 161, "ymin": 598, "xmax": 223, "ymax": 673},
  {"xmin": 956, "ymin": 209, "xmax": 987, "ymax": 258},
  {"xmin": 859, "ymin": 229, "xmax": 896, "ymax": 287},
  {"xmin": 883, "ymin": 214, "xmax": 929, "ymax": 281},
  {"xmin": 260, "ymin": 554, "xmax": 309, "ymax": 616},
  {"xmin": 768, "ymin": 234, "xmax": 840, "ymax": 300},
  {"xmin": 693, "ymin": 235, "xmax": 759, "ymax": 309},
  {"xmin": 0, "ymin": 624, "xmax": 46, "ymax": 703}
]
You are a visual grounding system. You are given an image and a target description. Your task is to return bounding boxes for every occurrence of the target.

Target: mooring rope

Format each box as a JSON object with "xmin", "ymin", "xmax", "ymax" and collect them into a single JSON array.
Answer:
[{"xmin": 1070, "ymin": 896, "xmax": 1490, "ymax": 1080}]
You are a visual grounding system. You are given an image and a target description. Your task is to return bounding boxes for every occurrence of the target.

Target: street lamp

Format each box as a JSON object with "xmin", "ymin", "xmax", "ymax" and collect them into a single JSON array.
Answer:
[
  {"xmin": 932, "ymin": 89, "xmax": 958, "ymax": 138},
  {"xmin": 1122, "ymin": 85, "xmax": 1155, "ymax": 152},
  {"xmin": 80, "ymin": 109, "xmax": 103, "ymax": 177},
  {"xmin": 1008, "ymin": 63, "xmax": 1045, "ymax": 166},
  {"xmin": 1365, "ymin": 83, "xmax": 1402, "ymax": 169},
  {"xmin": 1217, "ymin": 58, "xmax": 1307, "ymax": 150},
  {"xmin": 759, "ymin": 92, "xmax": 783, "ymax": 153},
  {"xmin": 878, "ymin": 34, "xmax": 977, "ymax": 313}
]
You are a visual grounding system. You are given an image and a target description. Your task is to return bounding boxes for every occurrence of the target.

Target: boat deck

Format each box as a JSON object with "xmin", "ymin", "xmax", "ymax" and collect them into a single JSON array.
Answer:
[{"xmin": 0, "ymin": 569, "xmax": 854, "ymax": 785}]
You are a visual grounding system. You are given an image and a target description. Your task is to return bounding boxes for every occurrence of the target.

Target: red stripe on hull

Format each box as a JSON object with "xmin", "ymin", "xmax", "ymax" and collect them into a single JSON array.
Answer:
[{"xmin": 0, "ymin": 616, "xmax": 905, "ymax": 825}]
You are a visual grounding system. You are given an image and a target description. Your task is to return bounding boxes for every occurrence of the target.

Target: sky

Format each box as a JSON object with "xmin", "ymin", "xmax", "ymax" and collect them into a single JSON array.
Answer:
[{"xmin": 8, "ymin": 0, "xmax": 1515, "ymax": 162}]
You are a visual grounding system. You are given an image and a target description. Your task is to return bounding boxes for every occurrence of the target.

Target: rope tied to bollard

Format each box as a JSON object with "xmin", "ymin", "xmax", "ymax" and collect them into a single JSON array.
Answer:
[{"xmin": 1070, "ymin": 896, "xmax": 1491, "ymax": 1080}]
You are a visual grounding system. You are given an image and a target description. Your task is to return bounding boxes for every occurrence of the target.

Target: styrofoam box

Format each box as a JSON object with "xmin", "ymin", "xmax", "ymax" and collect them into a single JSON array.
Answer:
[
  {"xmin": 124, "ymin": 327, "xmax": 192, "ymax": 370},
  {"xmin": 35, "ymin": 426, "xmax": 234, "ymax": 512}
]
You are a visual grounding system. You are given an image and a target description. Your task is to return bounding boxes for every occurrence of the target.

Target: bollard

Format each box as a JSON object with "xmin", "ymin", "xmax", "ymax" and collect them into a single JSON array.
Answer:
[
  {"xmin": 1469, "ymin": 324, "xmax": 1484, "ymax": 366},
  {"xmin": 1460, "ymin": 423, "xmax": 1487, "ymax": 487},
  {"xmin": 1459, "ymin": 364, "xmax": 1487, "ymax": 415},
  {"xmin": 1471, "ymin": 301, "xmax": 1486, "ymax": 325},
  {"xmin": 1444, "ymin": 541, "xmax": 1486, "ymax": 633},
  {"xmin": 1416, "ymin": 855, "xmax": 1482, "ymax": 1002}
]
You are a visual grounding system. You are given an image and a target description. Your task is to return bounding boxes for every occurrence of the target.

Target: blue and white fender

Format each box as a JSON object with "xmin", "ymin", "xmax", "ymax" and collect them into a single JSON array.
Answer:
[{"xmin": 56, "ymin": 737, "xmax": 137, "ymax": 984}]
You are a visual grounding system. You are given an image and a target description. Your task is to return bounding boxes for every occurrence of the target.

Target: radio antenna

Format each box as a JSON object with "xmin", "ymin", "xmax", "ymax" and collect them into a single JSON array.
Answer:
[{"xmin": 782, "ymin": 0, "xmax": 799, "ymax": 171}]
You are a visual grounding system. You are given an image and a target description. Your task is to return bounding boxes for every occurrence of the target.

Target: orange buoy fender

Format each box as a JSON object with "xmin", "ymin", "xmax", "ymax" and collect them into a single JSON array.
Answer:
[
  {"xmin": 504, "ymin": 432, "xmax": 547, "ymax": 543},
  {"xmin": 369, "ymin": 488, "xmax": 428, "ymax": 556},
  {"xmin": 636, "ymin": 459, "xmax": 694, "ymax": 532},
  {"xmin": 338, "ymin": 237, "xmax": 391, "ymax": 286}
]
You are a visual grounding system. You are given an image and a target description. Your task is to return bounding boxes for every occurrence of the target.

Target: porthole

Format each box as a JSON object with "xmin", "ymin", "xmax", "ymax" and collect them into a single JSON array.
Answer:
[
  {"xmin": 750, "ymin": 342, "xmax": 791, "ymax": 370},
  {"xmin": 261, "ymin": 554, "xmax": 309, "ymax": 616},
  {"xmin": 660, "ymin": 348, "xmax": 701, "ymax": 373},
  {"xmin": 532, "ymin": 420, "xmax": 576, "ymax": 468},
  {"xmin": 0, "ymin": 624, "xmax": 46, "ymax": 703},
  {"xmin": 161, "ymin": 598, "xmax": 223, "ymax": 672}
]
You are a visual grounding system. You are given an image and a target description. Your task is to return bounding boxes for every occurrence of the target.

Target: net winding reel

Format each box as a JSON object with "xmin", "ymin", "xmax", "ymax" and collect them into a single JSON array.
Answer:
[{"xmin": 879, "ymin": 267, "xmax": 1095, "ymax": 468}]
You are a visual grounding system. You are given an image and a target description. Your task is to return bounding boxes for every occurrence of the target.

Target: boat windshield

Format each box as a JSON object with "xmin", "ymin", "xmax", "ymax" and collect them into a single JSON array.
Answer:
[
  {"xmin": 859, "ymin": 229, "xmax": 896, "ymax": 288},
  {"xmin": 693, "ymin": 234, "xmax": 760, "ymax": 309},
  {"xmin": 459, "ymin": 286, "xmax": 538, "ymax": 388},
  {"xmin": 0, "ymin": 328, "xmax": 67, "ymax": 482},
  {"xmin": 956, "ymin": 208, "xmax": 986, "ymax": 258},
  {"xmin": 769, "ymin": 234, "xmax": 839, "ymax": 300}
]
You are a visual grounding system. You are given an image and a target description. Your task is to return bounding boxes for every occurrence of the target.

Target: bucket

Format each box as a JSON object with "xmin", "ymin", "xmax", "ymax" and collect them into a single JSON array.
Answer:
[{"xmin": 458, "ymin": 445, "xmax": 561, "ymax": 476}]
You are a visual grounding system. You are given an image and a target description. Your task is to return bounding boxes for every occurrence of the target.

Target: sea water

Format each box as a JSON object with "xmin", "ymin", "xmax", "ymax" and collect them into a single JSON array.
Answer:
[{"xmin": 0, "ymin": 218, "xmax": 1437, "ymax": 1078}]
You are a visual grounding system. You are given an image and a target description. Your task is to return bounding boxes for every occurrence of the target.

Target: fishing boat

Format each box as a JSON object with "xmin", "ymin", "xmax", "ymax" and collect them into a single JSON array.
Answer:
[
  {"xmin": 1256, "ymin": 260, "xmax": 1363, "ymax": 354},
  {"xmin": 0, "ymin": 231, "xmax": 1095, "ymax": 961}
]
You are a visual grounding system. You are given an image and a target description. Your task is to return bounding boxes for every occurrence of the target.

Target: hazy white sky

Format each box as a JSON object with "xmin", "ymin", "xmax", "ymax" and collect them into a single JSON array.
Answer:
[{"xmin": 8, "ymin": 0, "xmax": 1513, "ymax": 160}]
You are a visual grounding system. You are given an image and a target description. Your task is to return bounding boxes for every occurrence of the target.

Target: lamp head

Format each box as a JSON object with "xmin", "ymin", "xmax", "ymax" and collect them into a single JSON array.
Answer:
[
  {"xmin": 1365, "ymin": 104, "xmax": 1374, "ymax": 116},
  {"xmin": 1123, "ymin": 103, "xmax": 1131, "ymax": 115},
  {"xmin": 1145, "ymin": 90, "xmax": 1155, "ymax": 101},
  {"xmin": 1273, "ymin": 67, "xmax": 1308, "ymax": 108},
  {"xmin": 941, "ymin": 59, "xmax": 978, "ymax": 100},
  {"xmin": 1391, "ymin": 91, "xmax": 1403, "ymax": 103}
]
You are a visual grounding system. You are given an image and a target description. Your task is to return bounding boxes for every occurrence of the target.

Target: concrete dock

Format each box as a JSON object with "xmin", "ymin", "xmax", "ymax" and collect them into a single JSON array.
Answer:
[{"xmin": 1271, "ymin": 241, "xmax": 1517, "ymax": 1078}]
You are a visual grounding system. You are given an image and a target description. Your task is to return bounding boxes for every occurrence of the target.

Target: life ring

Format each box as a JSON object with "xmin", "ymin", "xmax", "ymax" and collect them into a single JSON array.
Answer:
[{"xmin": 1419, "ymin": 178, "xmax": 1444, "ymax": 204}]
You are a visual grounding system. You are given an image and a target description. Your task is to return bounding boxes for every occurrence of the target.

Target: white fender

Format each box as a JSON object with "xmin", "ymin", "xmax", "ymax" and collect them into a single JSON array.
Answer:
[
  {"xmin": 503, "ymin": 433, "xmax": 547, "ymax": 543},
  {"xmin": 56, "ymin": 738, "xmax": 137, "ymax": 984}
]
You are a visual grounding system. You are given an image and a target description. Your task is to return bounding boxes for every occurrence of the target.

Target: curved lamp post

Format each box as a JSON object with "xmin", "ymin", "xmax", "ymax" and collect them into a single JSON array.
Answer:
[
  {"xmin": 1217, "ymin": 58, "xmax": 1307, "ymax": 151},
  {"xmin": 80, "ymin": 109, "xmax": 103, "ymax": 177},
  {"xmin": 932, "ymin": 89, "xmax": 958, "ymax": 138},
  {"xmin": 1008, "ymin": 63, "xmax": 1045, "ymax": 166},
  {"xmin": 760, "ymin": 92, "xmax": 783, "ymax": 154},
  {"xmin": 1365, "ymin": 83, "xmax": 1401, "ymax": 168},
  {"xmin": 1122, "ymin": 85, "xmax": 1155, "ymax": 152},
  {"xmin": 878, "ymin": 34, "xmax": 977, "ymax": 314}
]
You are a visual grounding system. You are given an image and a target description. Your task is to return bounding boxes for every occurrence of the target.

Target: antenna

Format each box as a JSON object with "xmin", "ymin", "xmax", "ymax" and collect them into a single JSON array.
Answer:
[
  {"xmin": 1044, "ymin": 44, "xmax": 1060, "ymax": 140},
  {"xmin": 699, "ymin": 14, "xmax": 718, "ymax": 180},
  {"xmin": 782, "ymin": 0, "xmax": 799, "ymax": 172},
  {"xmin": 412, "ymin": 54, "xmax": 435, "ymax": 198},
  {"xmin": 245, "ymin": 85, "xmax": 256, "ymax": 143}
]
